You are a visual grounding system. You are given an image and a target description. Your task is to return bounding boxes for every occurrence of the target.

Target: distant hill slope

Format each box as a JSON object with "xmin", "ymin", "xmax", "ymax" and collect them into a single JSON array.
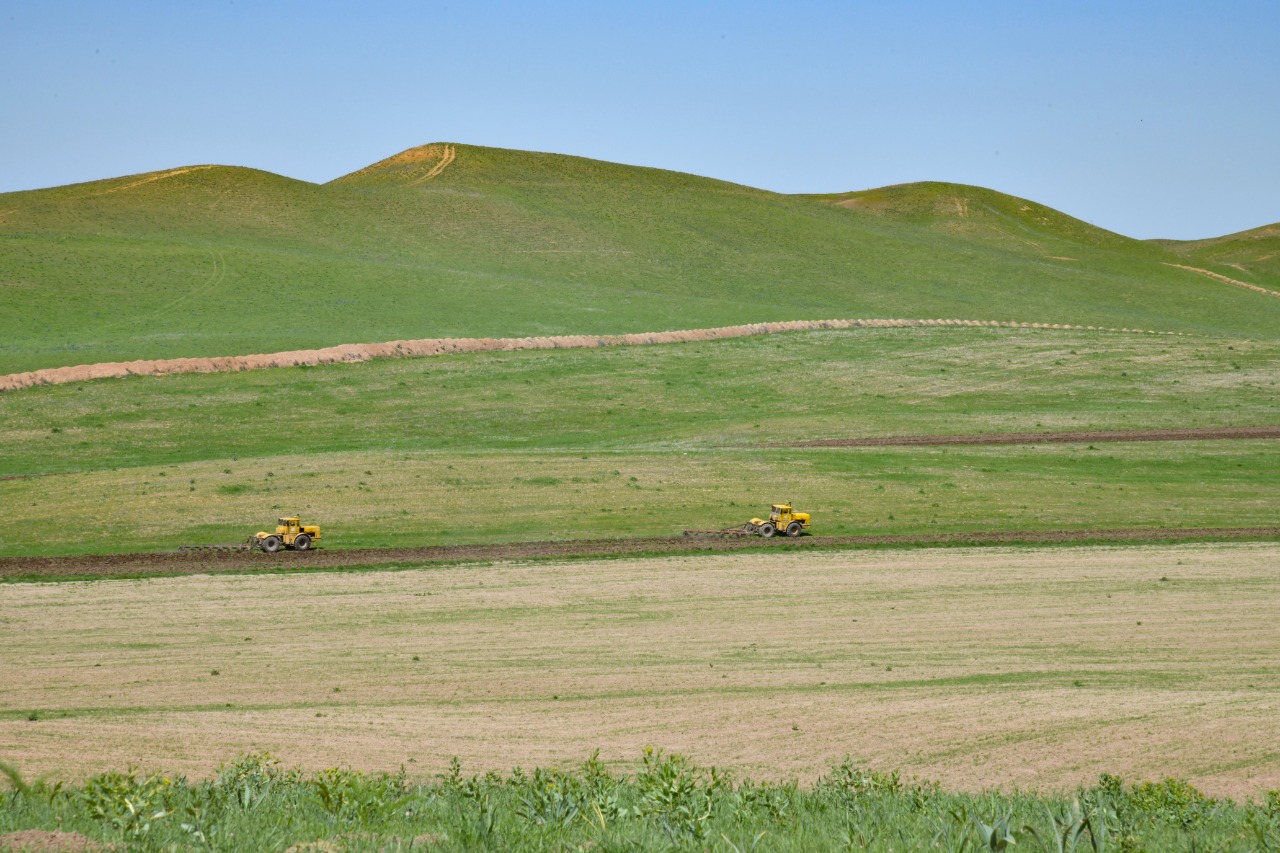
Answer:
[
  {"xmin": 1, "ymin": 144, "xmax": 1277, "ymax": 372},
  {"xmin": 1152, "ymin": 223, "xmax": 1280, "ymax": 292},
  {"xmin": 807, "ymin": 182, "xmax": 1139, "ymax": 253}
]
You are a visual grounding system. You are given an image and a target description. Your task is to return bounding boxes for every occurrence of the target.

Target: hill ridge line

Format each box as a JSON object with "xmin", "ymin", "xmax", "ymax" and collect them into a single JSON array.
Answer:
[{"xmin": 0, "ymin": 318, "xmax": 1183, "ymax": 392}]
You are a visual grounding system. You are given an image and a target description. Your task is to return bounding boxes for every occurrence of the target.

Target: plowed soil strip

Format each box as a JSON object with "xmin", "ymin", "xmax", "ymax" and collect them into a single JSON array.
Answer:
[
  {"xmin": 3, "ymin": 526, "xmax": 1277, "ymax": 581},
  {"xmin": 775, "ymin": 425, "xmax": 1280, "ymax": 448}
]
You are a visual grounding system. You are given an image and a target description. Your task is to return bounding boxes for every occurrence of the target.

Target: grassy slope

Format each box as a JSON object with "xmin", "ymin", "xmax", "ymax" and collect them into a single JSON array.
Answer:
[
  {"xmin": 1, "ymin": 327, "xmax": 1275, "ymax": 555},
  {"xmin": 2, "ymin": 145, "xmax": 1278, "ymax": 373}
]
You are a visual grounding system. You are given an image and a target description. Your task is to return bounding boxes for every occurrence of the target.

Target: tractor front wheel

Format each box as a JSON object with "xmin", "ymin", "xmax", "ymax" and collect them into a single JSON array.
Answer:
[
  {"xmin": 759, "ymin": 522, "xmax": 776, "ymax": 538},
  {"xmin": 786, "ymin": 522, "xmax": 803, "ymax": 537},
  {"xmin": 260, "ymin": 535, "xmax": 281, "ymax": 553},
  {"xmin": 293, "ymin": 533, "xmax": 311, "ymax": 551}
]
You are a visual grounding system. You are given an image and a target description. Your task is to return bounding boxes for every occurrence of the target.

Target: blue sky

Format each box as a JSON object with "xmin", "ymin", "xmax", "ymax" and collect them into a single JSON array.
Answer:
[{"xmin": 2, "ymin": 0, "xmax": 1277, "ymax": 239}]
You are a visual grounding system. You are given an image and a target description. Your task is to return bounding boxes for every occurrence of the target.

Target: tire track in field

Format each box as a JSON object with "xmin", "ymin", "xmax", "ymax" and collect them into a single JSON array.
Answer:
[
  {"xmin": 2, "ymin": 526, "xmax": 1277, "ymax": 581},
  {"xmin": 98, "ymin": 249, "xmax": 228, "ymax": 334},
  {"xmin": 0, "ymin": 317, "xmax": 1184, "ymax": 392}
]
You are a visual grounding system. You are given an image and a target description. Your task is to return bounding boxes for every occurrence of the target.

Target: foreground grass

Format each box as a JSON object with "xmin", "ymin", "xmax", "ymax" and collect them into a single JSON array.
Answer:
[{"xmin": 2, "ymin": 753, "xmax": 1279, "ymax": 852}]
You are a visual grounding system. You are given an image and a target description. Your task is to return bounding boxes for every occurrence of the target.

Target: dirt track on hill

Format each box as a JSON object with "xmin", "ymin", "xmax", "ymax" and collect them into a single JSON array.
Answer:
[
  {"xmin": 776, "ymin": 425, "xmax": 1280, "ymax": 447},
  {"xmin": 3, "ymin": 526, "xmax": 1277, "ymax": 580},
  {"xmin": 1165, "ymin": 262, "xmax": 1280, "ymax": 298},
  {"xmin": 0, "ymin": 318, "xmax": 1181, "ymax": 391}
]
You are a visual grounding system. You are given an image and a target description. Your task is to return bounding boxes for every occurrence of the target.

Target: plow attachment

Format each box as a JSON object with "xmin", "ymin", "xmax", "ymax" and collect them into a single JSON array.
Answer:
[
  {"xmin": 682, "ymin": 525, "xmax": 753, "ymax": 537},
  {"xmin": 178, "ymin": 540, "xmax": 255, "ymax": 553}
]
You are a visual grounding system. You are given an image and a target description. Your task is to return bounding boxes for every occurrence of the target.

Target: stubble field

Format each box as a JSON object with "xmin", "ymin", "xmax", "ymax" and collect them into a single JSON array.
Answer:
[{"xmin": 3, "ymin": 541, "xmax": 1276, "ymax": 798}]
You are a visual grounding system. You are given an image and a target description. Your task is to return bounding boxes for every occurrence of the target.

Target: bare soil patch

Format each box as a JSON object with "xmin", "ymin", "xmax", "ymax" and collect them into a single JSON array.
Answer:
[
  {"xmin": 1, "ymin": 543, "xmax": 1278, "ymax": 797},
  {"xmin": 0, "ymin": 831, "xmax": 104, "ymax": 852},
  {"xmin": 776, "ymin": 424, "xmax": 1280, "ymax": 447}
]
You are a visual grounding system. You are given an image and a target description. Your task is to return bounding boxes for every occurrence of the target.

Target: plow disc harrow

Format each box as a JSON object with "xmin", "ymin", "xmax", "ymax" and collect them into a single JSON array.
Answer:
[
  {"xmin": 683, "ymin": 526, "xmax": 753, "ymax": 537},
  {"xmin": 178, "ymin": 541, "xmax": 254, "ymax": 553}
]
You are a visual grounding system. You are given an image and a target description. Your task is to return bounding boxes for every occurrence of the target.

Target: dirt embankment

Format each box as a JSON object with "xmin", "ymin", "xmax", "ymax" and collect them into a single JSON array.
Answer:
[
  {"xmin": 776, "ymin": 425, "xmax": 1280, "ymax": 448},
  {"xmin": 3, "ymin": 526, "xmax": 1277, "ymax": 581},
  {"xmin": 0, "ymin": 318, "xmax": 1181, "ymax": 392}
]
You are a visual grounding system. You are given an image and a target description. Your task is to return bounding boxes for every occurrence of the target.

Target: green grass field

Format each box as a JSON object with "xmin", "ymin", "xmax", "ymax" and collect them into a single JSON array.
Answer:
[
  {"xmin": 2, "ymin": 144, "xmax": 1278, "ymax": 373},
  {"xmin": 2, "ymin": 327, "xmax": 1275, "ymax": 556}
]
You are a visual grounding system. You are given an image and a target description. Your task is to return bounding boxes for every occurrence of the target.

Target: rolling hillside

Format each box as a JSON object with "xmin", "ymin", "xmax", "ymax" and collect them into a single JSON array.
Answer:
[{"xmin": 1, "ymin": 143, "xmax": 1277, "ymax": 373}]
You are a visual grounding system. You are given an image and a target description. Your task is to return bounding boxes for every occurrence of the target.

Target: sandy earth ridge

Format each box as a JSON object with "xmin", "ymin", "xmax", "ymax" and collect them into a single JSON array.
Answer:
[{"xmin": 0, "ymin": 318, "xmax": 1182, "ymax": 392}]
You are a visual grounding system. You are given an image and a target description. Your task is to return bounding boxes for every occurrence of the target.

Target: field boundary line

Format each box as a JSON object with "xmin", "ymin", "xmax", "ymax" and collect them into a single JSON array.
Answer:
[
  {"xmin": 0, "ymin": 318, "xmax": 1185, "ymax": 392},
  {"xmin": 1164, "ymin": 262, "xmax": 1280, "ymax": 298}
]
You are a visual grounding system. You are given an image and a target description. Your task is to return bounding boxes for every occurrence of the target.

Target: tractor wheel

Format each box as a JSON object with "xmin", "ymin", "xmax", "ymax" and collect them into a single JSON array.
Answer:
[
  {"xmin": 759, "ymin": 522, "xmax": 776, "ymax": 538},
  {"xmin": 260, "ymin": 535, "xmax": 281, "ymax": 553},
  {"xmin": 786, "ymin": 522, "xmax": 803, "ymax": 537},
  {"xmin": 293, "ymin": 533, "xmax": 311, "ymax": 551}
]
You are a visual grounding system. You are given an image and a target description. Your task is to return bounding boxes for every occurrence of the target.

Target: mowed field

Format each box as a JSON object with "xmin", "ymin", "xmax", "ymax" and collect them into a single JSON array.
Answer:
[{"xmin": 2, "ymin": 542, "xmax": 1277, "ymax": 798}]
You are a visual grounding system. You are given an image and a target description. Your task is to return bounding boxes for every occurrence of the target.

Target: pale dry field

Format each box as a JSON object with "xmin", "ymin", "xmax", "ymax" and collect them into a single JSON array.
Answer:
[{"xmin": 1, "ymin": 543, "xmax": 1277, "ymax": 797}]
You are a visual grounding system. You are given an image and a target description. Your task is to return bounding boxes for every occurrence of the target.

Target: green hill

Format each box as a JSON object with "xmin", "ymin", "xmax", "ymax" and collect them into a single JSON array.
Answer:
[
  {"xmin": 1, "ymin": 144, "xmax": 1277, "ymax": 373},
  {"xmin": 806, "ymin": 181, "xmax": 1140, "ymax": 253}
]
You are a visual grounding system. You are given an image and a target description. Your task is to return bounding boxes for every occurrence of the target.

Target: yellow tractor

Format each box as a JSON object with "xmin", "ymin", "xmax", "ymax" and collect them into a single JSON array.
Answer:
[
  {"xmin": 251, "ymin": 516, "xmax": 321, "ymax": 552},
  {"xmin": 746, "ymin": 503, "xmax": 810, "ymax": 538}
]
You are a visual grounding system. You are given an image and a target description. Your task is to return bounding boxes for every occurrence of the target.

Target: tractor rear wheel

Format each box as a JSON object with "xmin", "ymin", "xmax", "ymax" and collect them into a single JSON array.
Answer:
[
  {"xmin": 786, "ymin": 522, "xmax": 802, "ymax": 537},
  {"xmin": 759, "ymin": 522, "xmax": 776, "ymax": 538},
  {"xmin": 293, "ymin": 533, "xmax": 311, "ymax": 551},
  {"xmin": 260, "ymin": 535, "xmax": 281, "ymax": 553}
]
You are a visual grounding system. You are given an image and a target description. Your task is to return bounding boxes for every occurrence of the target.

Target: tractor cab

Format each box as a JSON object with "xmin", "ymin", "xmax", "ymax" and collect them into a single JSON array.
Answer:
[
  {"xmin": 747, "ymin": 503, "xmax": 811, "ymax": 537},
  {"xmin": 253, "ymin": 515, "xmax": 321, "ymax": 552}
]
